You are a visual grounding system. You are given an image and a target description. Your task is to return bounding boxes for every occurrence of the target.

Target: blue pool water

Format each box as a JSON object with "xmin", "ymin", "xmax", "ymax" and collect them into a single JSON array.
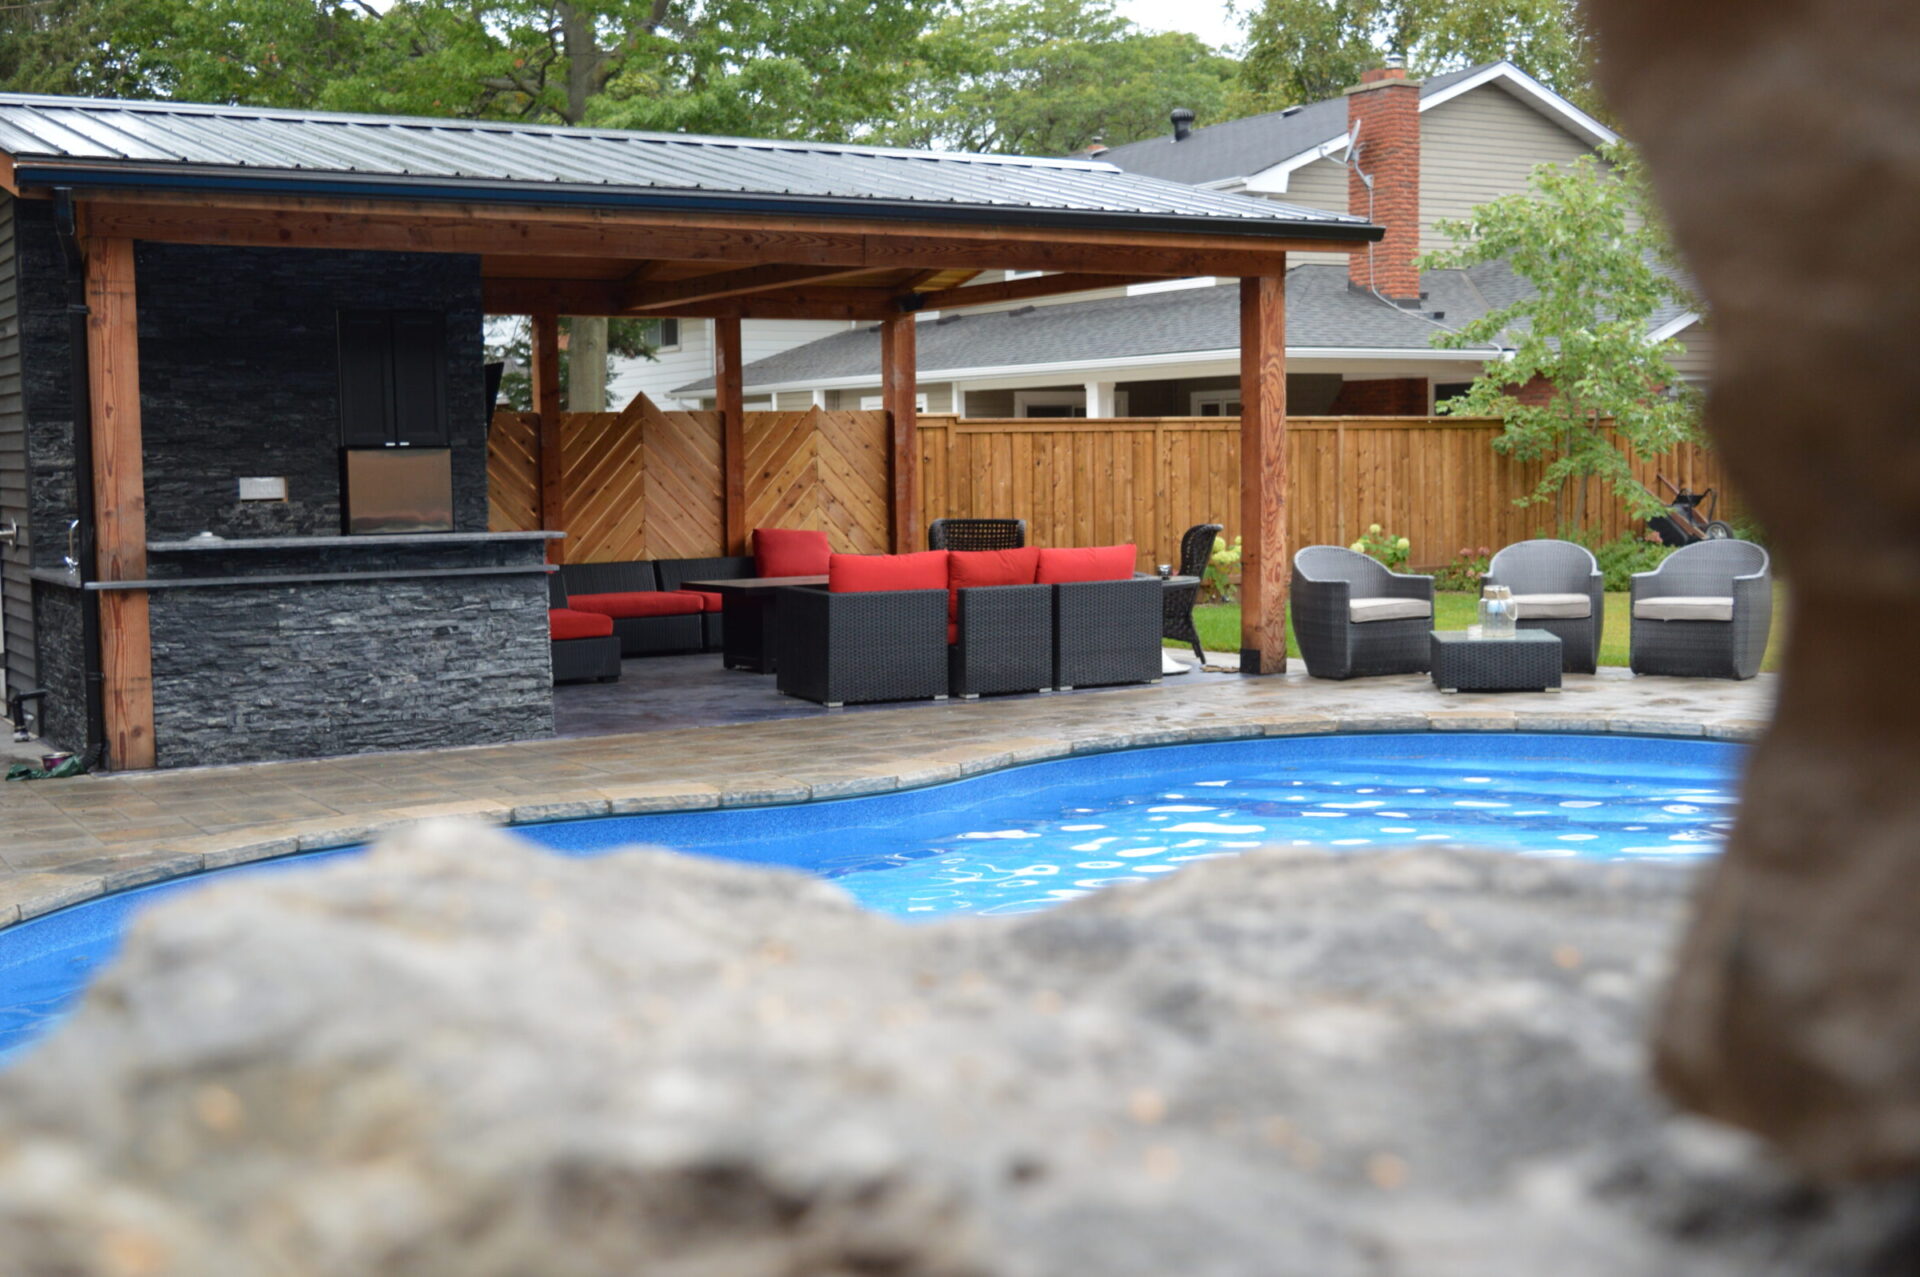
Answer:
[{"xmin": 0, "ymin": 734, "xmax": 1743, "ymax": 1058}]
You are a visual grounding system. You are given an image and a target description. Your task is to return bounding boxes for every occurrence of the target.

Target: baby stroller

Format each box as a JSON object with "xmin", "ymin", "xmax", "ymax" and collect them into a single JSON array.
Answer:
[{"xmin": 1645, "ymin": 472, "xmax": 1734, "ymax": 546}]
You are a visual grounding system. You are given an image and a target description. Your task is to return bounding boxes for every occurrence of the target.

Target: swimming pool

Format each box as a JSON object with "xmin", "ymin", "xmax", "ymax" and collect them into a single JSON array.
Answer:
[{"xmin": 0, "ymin": 733, "xmax": 1743, "ymax": 1058}]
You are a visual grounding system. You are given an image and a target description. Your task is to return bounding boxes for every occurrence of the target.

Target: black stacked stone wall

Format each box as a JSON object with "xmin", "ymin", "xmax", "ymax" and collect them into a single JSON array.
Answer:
[
  {"xmin": 28, "ymin": 581, "xmax": 84, "ymax": 751},
  {"xmin": 148, "ymin": 572, "xmax": 553, "ymax": 768}
]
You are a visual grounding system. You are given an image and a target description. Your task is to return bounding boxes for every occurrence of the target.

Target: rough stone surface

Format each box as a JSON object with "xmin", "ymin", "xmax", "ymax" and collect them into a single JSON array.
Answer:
[
  {"xmin": 1584, "ymin": 0, "xmax": 1920, "ymax": 1177},
  {"xmin": 0, "ymin": 822, "xmax": 1914, "ymax": 1275}
]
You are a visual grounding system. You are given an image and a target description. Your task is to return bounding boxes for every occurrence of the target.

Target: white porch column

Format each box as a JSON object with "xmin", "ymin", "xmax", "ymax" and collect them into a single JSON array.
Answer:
[{"xmin": 1085, "ymin": 379, "xmax": 1118, "ymax": 418}]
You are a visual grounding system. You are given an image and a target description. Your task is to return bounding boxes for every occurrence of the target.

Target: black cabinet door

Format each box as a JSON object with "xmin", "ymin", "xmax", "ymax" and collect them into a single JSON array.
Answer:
[
  {"xmin": 389, "ymin": 311, "xmax": 449, "ymax": 446},
  {"xmin": 336, "ymin": 310, "xmax": 394, "ymax": 447}
]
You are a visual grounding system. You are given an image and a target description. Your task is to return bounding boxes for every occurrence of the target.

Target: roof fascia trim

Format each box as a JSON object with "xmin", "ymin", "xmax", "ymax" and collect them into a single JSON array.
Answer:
[{"xmin": 1649, "ymin": 310, "xmax": 1703, "ymax": 343}]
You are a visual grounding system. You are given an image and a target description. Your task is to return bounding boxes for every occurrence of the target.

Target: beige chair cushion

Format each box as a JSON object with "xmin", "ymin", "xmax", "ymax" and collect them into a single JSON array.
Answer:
[
  {"xmin": 1634, "ymin": 595, "xmax": 1735, "ymax": 622},
  {"xmin": 1511, "ymin": 592, "xmax": 1591, "ymax": 620},
  {"xmin": 1349, "ymin": 597, "xmax": 1433, "ymax": 624}
]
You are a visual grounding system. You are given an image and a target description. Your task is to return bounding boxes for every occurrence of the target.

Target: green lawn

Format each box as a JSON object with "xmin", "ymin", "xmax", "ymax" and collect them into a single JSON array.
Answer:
[{"xmin": 1174, "ymin": 585, "xmax": 1787, "ymax": 672}]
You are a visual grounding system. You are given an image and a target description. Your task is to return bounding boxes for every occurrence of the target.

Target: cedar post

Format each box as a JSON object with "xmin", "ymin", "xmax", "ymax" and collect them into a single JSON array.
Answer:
[
  {"xmin": 530, "ymin": 312, "xmax": 564, "ymax": 563},
  {"xmin": 85, "ymin": 237, "xmax": 154, "ymax": 768},
  {"xmin": 1239, "ymin": 270, "xmax": 1288, "ymax": 674},
  {"xmin": 880, "ymin": 312, "xmax": 919, "ymax": 551},
  {"xmin": 714, "ymin": 315, "xmax": 746, "ymax": 555}
]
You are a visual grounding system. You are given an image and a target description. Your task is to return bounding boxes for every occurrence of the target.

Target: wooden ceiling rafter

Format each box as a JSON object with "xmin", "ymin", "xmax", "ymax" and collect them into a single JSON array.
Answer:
[
  {"xmin": 622, "ymin": 262, "xmax": 880, "ymax": 312},
  {"xmin": 908, "ymin": 271, "xmax": 1177, "ymax": 312}
]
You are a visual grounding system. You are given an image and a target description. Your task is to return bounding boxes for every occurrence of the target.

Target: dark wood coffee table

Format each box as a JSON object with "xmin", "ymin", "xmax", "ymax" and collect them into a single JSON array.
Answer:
[{"xmin": 681, "ymin": 575, "xmax": 826, "ymax": 673}]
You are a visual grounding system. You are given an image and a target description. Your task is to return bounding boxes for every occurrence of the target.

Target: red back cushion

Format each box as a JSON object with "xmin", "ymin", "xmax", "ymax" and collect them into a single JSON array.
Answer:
[
  {"xmin": 948, "ymin": 547, "xmax": 1041, "ymax": 590},
  {"xmin": 829, "ymin": 551, "xmax": 950, "ymax": 593},
  {"xmin": 947, "ymin": 546, "xmax": 1041, "ymax": 622},
  {"xmin": 1035, "ymin": 544, "xmax": 1138, "ymax": 584},
  {"xmin": 754, "ymin": 528, "xmax": 832, "ymax": 578}
]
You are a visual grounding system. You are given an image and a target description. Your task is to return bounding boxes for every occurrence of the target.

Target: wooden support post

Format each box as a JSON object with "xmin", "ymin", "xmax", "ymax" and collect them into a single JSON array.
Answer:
[
  {"xmin": 714, "ymin": 315, "xmax": 746, "ymax": 555},
  {"xmin": 880, "ymin": 312, "xmax": 919, "ymax": 551},
  {"xmin": 85, "ymin": 237, "xmax": 154, "ymax": 768},
  {"xmin": 1239, "ymin": 270, "xmax": 1288, "ymax": 675},
  {"xmin": 530, "ymin": 312, "xmax": 564, "ymax": 563}
]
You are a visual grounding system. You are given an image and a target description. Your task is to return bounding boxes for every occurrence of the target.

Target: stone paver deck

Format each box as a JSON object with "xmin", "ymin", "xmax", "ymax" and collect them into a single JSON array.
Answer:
[{"xmin": 0, "ymin": 666, "xmax": 1774, "ymax": 929}]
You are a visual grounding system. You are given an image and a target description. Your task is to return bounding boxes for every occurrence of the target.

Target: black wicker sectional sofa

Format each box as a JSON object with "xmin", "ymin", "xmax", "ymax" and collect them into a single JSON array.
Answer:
[{"xmin": 775, "ymin": 544, "xmax": 1162, "ymax": 707}]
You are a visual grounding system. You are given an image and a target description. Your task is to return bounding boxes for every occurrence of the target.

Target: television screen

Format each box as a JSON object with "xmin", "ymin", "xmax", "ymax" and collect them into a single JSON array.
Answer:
[{"xmin": 343, "ymin": 448, "xmax": 454, "ymax": 534}]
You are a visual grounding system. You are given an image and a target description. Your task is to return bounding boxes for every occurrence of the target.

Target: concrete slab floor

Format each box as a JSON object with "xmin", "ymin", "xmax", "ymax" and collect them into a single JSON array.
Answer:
[{"xmin": 0, "ymin": 653, "xmax": 1775, "ymax": 927}]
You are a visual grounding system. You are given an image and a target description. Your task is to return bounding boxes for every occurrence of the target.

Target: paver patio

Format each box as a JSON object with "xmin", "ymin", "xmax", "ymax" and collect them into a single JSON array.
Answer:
[{"xmin": 0, "ymin": 662, "xmax": 1774, "ymax": 928}]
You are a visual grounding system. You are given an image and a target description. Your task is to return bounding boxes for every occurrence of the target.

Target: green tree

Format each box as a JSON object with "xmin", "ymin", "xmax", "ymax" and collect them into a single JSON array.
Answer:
[
  {"xmin": 1235, "ymin": 0, "xmax": 1594, "ymax": 115},
  {"xmin": 880, "ymin": 0, "xmax": 1237, "ymax": 156},
  {"xmin": 1419, "ymin": 143, "xmax": 1701, "ymax": 533}
]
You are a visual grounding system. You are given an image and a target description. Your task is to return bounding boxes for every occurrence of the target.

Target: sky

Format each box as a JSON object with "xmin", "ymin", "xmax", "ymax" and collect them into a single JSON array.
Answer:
[{"xmin": 1113, "ymin": 0, "xmax": 1248, "ymax": 51}]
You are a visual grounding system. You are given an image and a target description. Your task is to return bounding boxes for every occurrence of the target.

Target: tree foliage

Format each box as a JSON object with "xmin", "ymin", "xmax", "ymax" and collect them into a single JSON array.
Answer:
[
  {"xmin": 880, "ymin": 0, "xmax": 1237, "ymax": 156},
  {"xmin": 1420, "ymin": 144, "xmax": 1700, "ymax": 532},
  {"xmin": 1235, "ymin": 0, "xmax": 1595, "ymax": 115}
]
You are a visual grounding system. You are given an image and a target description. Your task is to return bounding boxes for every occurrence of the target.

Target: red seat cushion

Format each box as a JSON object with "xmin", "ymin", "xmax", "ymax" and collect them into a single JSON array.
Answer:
[
  {"xmin": 549, "ymin": 608, "xmax": 614, "ymax": 641},
  {"xmin": 1035, "ymin": 544, "xmax": 1138, "ymax": 584},
  {"xmin": 567, "ymin": 591, "xmax": 704, "ymax": 619},
  {"xmin": 828, "ymin": 550, "xmax": 950, "ymax": 593},
  {"xmin": 753, "ymin": 528, "xmax": 832, "ymax": 579},
  {"xmin": 947, "ymin": 546, "xmax": 1041, "ymax": 620},
  {"xmin": 684, "ymin": 590, "xmax": 724, "ymax": 613}
]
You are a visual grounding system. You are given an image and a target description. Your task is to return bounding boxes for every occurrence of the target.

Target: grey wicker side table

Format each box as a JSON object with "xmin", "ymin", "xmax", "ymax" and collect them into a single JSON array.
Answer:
[{"xmin": 1430, "ymin": 630, "xmax": 1562, "ymax": 693}]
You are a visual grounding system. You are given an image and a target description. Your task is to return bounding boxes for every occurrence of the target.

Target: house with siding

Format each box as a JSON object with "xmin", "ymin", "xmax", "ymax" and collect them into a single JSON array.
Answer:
[{"xmin": 667, "ymin": 61, "xmax": 1708, "ymax": 417}]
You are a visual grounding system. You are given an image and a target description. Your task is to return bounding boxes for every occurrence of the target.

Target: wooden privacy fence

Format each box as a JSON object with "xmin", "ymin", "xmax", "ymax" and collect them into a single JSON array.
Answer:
[
  {"xmin": 492, "ymin": 398, "xmax": 1739, "ymax": 570},
  {"xmin": 488, "ymin": 396, "xmax": 891, "ymax": 563},
  {"xmin": 918, "ymin": 415, "xmax": 1739, "ymax": 570}
]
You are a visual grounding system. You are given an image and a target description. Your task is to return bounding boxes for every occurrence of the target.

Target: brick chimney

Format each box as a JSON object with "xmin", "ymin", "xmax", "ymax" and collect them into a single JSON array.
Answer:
[{"xmin": 1344, "ymin": 58, "xmax": 1422, "ymax": 301}]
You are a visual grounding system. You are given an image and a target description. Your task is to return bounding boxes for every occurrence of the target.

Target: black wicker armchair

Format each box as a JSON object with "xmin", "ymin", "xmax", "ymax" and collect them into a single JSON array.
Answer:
[
  {"xmin": 1052, "ymin": 577, "xmax": 1163, "ymax": 690},
  {"xmin": 774, "ymin": 587, "xmax": 950, "ymax": 706},
  {"xmin": 928, "ymin": 518, "xmax": 1028, "ymax": 551},
  {"xmin": 1483, "ymin": 539, "xmax": 1605, "ymax": 673},
  {"xmin": 1162, "ymin": 522, "xmax": 1223, "ymax": 663},
  {"xmin": 1290, "ymin": 546, "xmax": 1435, "ymax": 679},
  {"xmin": 1629, "ymin": 539, "xmax": 1772, "ymax": 679}
]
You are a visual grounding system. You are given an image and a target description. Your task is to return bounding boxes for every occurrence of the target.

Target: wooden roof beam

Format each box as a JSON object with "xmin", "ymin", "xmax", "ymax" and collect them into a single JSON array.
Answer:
[
  {"xmin": 623, "ymin": 262, "xmax": 879, "ymax": 311},
  {"xmin": 482, "ymin": 276, "xmax": 898, "ymax": 321},
  {"xmin": 80, "ymin": 194, "xmax": 1363, "ymax": 278},
  {"xmin": 910, "ymin": 271, "xmax": 1176, "ymax": 312}
]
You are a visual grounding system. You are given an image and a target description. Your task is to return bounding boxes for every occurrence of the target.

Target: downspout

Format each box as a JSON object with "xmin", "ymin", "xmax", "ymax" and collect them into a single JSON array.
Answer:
[{"xmin": 52, "ymin": 188, "xmax": 108, "ymax": 767}]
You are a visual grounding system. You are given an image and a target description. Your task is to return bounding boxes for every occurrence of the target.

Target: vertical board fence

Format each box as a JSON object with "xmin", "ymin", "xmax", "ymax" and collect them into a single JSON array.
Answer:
[
  {"xmin": 492, "ymin": 402, "xmax": 1739, "ymax": 569},
  {"xmin": 918, "ymin": 416, "xmax": 1739, "ymax": 570}
]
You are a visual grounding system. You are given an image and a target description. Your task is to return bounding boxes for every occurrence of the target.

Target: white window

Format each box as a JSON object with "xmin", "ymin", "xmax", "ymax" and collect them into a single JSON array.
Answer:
[
  {"xmin": 859, "ymin": 393, "xmax": 929, "ymax": 411},
  {"xmin": 647, "ymin": 316, "xmax": 682, "ymax": 352},
  {"xmin": 1190, "ymin": 389, "xmax": 1242, "ymax": 417}
]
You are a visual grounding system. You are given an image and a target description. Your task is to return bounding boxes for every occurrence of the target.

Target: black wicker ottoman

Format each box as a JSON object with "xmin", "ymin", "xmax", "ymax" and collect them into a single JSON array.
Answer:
[
  {"xmin": 551, "ymin": 634, "xmax": 622, "ymax": 684},
  {"xmin": 1430, "ymin": 630, "xmax": 1562, "ymax": 693}
]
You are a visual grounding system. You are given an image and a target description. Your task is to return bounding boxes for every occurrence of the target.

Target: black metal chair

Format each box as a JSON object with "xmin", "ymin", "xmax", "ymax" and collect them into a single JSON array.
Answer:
[
  {"xmin": 927, "ymin": 518, "xmax": 1028, "ymax": 551},
  {"xmin": 1162, "ymin": 522, "xmax": 1223, "ymax": 663}
]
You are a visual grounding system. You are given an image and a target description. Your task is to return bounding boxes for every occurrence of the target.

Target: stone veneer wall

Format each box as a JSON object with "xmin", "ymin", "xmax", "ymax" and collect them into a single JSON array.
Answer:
[
  {"xmin": 148, "ymin": 571, "xmax": 552, "ymax": 768},
  {"xmin": 12, "ymin": 198, "xmax": 547, "ymax": 765}
]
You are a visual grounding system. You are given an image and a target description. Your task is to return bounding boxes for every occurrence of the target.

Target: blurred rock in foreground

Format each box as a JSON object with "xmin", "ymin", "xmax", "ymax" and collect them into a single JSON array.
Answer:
[{"xmin": 0, "ymin": 821, "xmax": 1913, "ymax": 1275}]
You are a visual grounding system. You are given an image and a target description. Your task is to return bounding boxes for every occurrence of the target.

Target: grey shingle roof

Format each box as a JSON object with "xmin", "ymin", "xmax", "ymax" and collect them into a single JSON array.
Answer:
[
  {"xmin": 673, "ymin": 266, "xmax": 1507, "ymax": 394},
  {"xmin": 0, "ymin": 93, "xmax": 1373, "ymax": 237},
  {"xmin": 1098, "ymin": 65, "xmax": 1487, "ymax": 186}
]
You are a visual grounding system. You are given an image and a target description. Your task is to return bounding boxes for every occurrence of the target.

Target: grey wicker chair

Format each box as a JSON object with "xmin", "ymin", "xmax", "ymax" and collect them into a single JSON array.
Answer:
[
  {"xmin": 1162, "ymin": 522, "xmax": 1223, "ymax": 663},
  {"xmin": 1483, "ymin": 539, "xmax": 1605, "ymax": 673},
  {"xmin": 928, "ymin": 518, "xmax": 1027, "ymax": 551},
  {"xmin": 1629, "ymin": 539, "xmax": 1772, "ymax": 679},
  {"xmin": 1290, "ymin": 546, "xmax": 1435, "ymax": 679}
]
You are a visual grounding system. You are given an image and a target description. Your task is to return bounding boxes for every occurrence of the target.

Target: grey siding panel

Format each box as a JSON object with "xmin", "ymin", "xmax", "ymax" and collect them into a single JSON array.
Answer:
[
  {"xmin": 0, "ymin": 195, "xmax": 33, "ymax": 700},
  {"xmin": 1419, "ymin": 83, "xmax": 1594, "ymax": 251}
]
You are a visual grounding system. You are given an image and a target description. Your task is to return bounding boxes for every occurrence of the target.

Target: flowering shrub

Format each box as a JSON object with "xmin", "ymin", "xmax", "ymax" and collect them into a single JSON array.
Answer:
[
  {"xmin": 1349, "ymin": 523, "xmax": 1412, "ymax": 570},
  {"xmin": 1203, "ymin": 534, "xmax": 1242, "ymax": 603},
  {"xmin": 1434, "ymin": 544, "xmax": 1492, "ymax": 592}
]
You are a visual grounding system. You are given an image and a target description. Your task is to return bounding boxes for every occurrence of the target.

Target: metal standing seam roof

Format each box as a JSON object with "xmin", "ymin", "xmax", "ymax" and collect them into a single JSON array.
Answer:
[{"xmin": 0, "ymin": 93, "xmax": 1379, "ymax": 240}]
